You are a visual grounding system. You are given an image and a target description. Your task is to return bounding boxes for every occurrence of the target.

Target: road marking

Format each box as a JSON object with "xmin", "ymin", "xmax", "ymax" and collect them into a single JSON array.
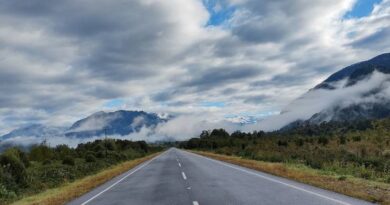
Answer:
[
  {"xmin": 184, "ymin": 151, "xmax": 352, "ymax": 205},
  {"xmin": 193, "ymin": 201, "xmax": 199, "ymax": 205},
  {"xmin": 182, "ymin": 171, "xmax": 187, "ymax": 180},
  {"xmin": 80, "ymin": 151, "xmax": 167, "ymax": 205},
  {"xmin": 178, "ymin": 162, "xmax": 181, "ymax": 167}
]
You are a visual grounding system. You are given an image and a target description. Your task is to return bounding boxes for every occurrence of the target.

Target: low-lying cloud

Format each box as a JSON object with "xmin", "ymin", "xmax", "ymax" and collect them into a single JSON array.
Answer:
[
  {"xmin": 252, "ymin": 71, "xmax": 390, "ymax": 131},
  {"xmin": 0, "ymin": 0, "xmax": 389, "ymax": 143}
]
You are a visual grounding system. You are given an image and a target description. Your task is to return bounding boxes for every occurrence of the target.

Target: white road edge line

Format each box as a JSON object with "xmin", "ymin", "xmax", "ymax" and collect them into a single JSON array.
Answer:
[
  {"xmin": 184, "ymin": 151, "xmax": 352, "ymax": 205},
  {"xmin": 193, "ymin": 201, "xmax": 199, "ymax": 205},
  {"xmin": 182, "ymin": 171, "xmax": 187, "ymax": 180},
  {"xmin": 178, "ymin": 162, "xmax": 182, "ymax": 167},
  {"xmin": 80, "ymin": 151, "xmax": 167, "ymax": 205}
]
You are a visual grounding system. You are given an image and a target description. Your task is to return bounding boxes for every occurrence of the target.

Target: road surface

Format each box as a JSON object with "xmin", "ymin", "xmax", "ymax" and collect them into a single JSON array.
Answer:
[{"xmin": 68, "ymin": 148, "xmax": 374, "ymax": 205}]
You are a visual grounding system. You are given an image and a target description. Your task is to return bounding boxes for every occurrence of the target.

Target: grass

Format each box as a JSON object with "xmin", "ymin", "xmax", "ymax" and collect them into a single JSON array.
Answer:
[
  {"xmin": 11, "ymin": 152, "xmax": 161, "ymax": 205},
  {"xmin": 191, "ymin": 150, "xmax": 390, "ymax": 205}
]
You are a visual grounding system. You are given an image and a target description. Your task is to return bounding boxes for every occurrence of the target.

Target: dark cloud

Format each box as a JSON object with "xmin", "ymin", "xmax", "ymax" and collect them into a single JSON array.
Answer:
[
  {"xmin": 182, "ymin": 65, "xmax": 262, "ymax": 90},
  {"xmin": 0, "ymin": 0, "xmax": 388, "ymax": 135},
  {"xmin": 242, "ymin": 95, "xmax": 269, "ymax": 104},
  {"xmin": 350, "ymin": 27, "xmax": 390, "ymax": 50}
]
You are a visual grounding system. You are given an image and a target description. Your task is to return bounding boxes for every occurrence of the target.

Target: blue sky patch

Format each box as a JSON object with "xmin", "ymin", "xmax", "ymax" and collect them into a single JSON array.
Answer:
[
  {"xmin": 104, "ymin": 99, "xmax": 125, "ymax": 108},
  {"xmin": 203, "ymin": 0, "xmax": 236, "ymax": 26},
  {"xmin": 344, "ymin": 0, "xmax": 382, "ymax": 18},
  {"xmin": 200, "ymin": 101, "xmax": 226, "ymax": 107}
]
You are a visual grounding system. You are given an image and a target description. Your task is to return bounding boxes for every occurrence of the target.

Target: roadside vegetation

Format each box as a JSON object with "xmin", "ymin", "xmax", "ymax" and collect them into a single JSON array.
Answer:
[
  {"xmin": 0, "ymin": 139, "xmax": 163, "ymax": 205},
  {"xmin": 180, "ymin": 118, "xmax": 390, "ymax": 204}
]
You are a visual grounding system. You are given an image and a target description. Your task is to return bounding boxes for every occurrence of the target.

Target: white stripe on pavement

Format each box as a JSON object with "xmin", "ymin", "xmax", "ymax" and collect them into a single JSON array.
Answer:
[{"xmin": 182, "ymin": 171, "xmax": 187, "ymax": 180}]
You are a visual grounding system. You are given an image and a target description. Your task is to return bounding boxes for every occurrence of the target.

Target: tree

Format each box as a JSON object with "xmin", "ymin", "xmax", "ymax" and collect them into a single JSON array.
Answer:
[
  {"xmin": 210, "ymin": 128, "xmax": 229, "ymax": 138},
  {"xmin": 200, "ymin": 130, "xmax": 210, "ymax": 139},
  {"xmin": 29, "ymin": 145, "xmax": 54, "ymax": 162}
]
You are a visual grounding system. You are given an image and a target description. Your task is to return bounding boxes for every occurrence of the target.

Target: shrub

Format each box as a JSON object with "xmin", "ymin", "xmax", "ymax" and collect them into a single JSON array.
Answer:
[
  {"xmin": 0, "ymin": 184, "xmax": 17, "ymax": 200},
  {"xmin": 0, "ymin": 153, "xmax": 27, "ymax": 185},
  {"xmin": 305, "ymin": 158, "xmax": 322, "ymax": 169},
  {"xmin": 317, "ymin": 137, "xmax": 329, "ymax": 145},
  {"xmin": 352, "ymin": 136, "xmax": 362, "ymax": 142},
  {"xmin": 55, "ymin": 144, "xmax": 74, "ymax": 160},
  {"xmin": 85, "ymin": 154, "xmax": 96, "ymax": 163},
  {"xmin": 339, "ymin": 136, "xmax": 347, "ymax": 144},
  {"xmin": 295, "ymin": 138, "xmax": 304, "ymax": 147},
  {"xmin": 96, "ymin": 151, "xmax": 105, "ymax": 158},
  {"xmin": 338, "ymin": 176, "xmax": 347, "ymax": 181},
  {"xmin": 62, "ymin": 157, "xmax": 75, "ymax": 166},
  {"xmin": 277, "ymin": 140, "xmax": 288, "ymax": 147},
  {"xmin": 29, "ymin": 145, "xmax": 54, "ymax": 162}
]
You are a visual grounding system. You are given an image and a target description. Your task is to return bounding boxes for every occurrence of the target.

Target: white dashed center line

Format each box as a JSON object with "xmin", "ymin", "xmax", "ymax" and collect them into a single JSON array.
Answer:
[
  {"xmin": 182, "ymin": 172, "xmax": 187, "ymax": 180},
  {"xmin": 193, "ymin": 201, "xmax": 199, "ymax": 205},
  {"xmin": 178, "ymin": 162, "xmax": 181, "ymax": 167}
]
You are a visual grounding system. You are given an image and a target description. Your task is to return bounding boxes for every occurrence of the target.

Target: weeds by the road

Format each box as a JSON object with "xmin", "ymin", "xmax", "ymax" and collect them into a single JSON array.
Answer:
[{"xmin": 10, "ymin": 152, "xmax": 160, "ymax": 205}]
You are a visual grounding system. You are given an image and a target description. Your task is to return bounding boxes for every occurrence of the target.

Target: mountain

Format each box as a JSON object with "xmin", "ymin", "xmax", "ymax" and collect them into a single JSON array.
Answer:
[
  {"xmin": 0, "ymin": 110, "xmax": 167, "ymax": 145},
  {"xmin": 314, "ymin": 53, "xmax": 390, "ymax": 90},
  {"xmin": 282, "ymin": 53, "xmax": 390, "ymax": 126},
  {"xmin": 1, "ymin": 124, "xmax": 65, "ymax": 140},
  {"xmin": 65, "ymin": 110, "xmax": 166, "ymax": 138}
]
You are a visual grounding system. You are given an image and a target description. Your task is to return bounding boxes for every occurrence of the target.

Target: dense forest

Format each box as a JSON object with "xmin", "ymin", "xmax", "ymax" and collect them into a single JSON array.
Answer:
[
  {"xmin": 0, "ymin": 139, "xmax": 162, "ymax": 204},
  {"xmin": 180, "ymin": 119, "xmax": 390, "ymax": 183}
]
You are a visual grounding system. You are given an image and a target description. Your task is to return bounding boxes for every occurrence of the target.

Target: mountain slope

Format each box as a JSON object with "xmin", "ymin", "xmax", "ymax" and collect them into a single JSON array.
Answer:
[
  {"xmin": 315, "ymin": 53, "xmax": 390, "ymax": 89},
  {"xmin": 279, "ymin": 53, "xmax": 390, "ymax": 128},
  {"xmin": 1, "ymin": 124, "xmax": 65, "ymax": 140},
  {"xmin": 65, "ymin": 110, "xmax": 166, "ymax": 138}
]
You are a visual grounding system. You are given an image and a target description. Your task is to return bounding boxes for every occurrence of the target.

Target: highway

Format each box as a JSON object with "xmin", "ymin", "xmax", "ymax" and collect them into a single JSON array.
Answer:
[{"xmin": 68, "ymin": 148, "xmax": 374, "ymax": 205}]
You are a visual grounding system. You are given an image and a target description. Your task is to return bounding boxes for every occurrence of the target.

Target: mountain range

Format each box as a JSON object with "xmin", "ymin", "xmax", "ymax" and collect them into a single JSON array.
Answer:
[
  {"xmin": 0, "ymin": 110, "xmax": 167, "ymax": 145},
  {"xmin": 281, "ymin": 53, "xmax": 390, "ymax": 127},
  {"xmin": 1, "ymin": 53, "xmax": 390, "ymax": 144}
]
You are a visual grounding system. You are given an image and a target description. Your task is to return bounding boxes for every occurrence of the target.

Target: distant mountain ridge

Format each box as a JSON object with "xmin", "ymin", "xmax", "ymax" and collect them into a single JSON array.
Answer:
[
  {"xmin": 284, "ymin": 53, "xmax": 390, "ymax": 127},
  {"xmin": 65, "ymin": 110, "xmax": 166, "ymax": 138},
  {"xmin": 315, "ymin": 53, "xmax": 390, "ymax": 90},
  {"xmin": 1, "ymin": 124, "xmax": 65, "ymax": 140},
  {"xmin": 0, "ymin": 110, "xmax": 167, "ymax": 142}
]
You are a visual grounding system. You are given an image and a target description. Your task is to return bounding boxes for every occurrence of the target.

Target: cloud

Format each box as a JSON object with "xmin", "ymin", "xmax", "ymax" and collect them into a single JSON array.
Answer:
[
  {"xmin": 253, "ymin": 71, "xmax": 390, "ymax": 131},
  {"xmin": 67, "ymin": 112, "xmax": 120, "ymax": 132},
  {"xmin": 0, "ymin": 0, "xmax": 389, "ymax": 140}
]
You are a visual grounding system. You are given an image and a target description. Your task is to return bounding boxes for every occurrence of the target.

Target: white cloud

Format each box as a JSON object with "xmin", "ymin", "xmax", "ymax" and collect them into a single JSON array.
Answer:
[{"xmin": 0, "ymin": 0, "xmax": 389, "ymax": 140}]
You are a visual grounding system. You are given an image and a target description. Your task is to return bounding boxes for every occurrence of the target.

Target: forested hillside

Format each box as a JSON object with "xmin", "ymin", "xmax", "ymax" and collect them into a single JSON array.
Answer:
[
  {"xmin": 181, "ymin": 119, "xmax": 390, "ymax": 183},
  {"xmin": 0, "ymin": 139, "xmax": 162, "ymax": 204}
]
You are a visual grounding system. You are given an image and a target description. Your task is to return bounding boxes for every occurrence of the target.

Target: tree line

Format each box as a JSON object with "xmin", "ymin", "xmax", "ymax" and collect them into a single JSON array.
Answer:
[
  {"xmin": 180, "ymin": 119, "xmax": 390, "ymax": 183},
  {"xmin": 0, "ymin": 139, "xmax": 162, "ymax": 204}
]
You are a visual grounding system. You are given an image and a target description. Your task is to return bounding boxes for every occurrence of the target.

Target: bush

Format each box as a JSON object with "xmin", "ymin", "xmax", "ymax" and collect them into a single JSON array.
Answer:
[
  {"xmin": 317, "ymin": 137, "xmax": 329, "ymax": 145},
  {"xmin": 339, "ymin": 136, "xmax": 347, "ymax": 144},
  {"xmin": 55, "ymin": 144, "xmax": 74, "ymax": 160},
  {"xmin": 295, "ymin": 138, "xmax": 304, "ymax": 147},
  {"xmin": 352, "ymin": 136, "xmax": 362, "ymax": 142},
  {"xmin": 0, "ymin": 184, "xmax": 17, "ymax": 200},
  {"xmin": 0, "ymin": 152, "xmax": 27, "ymax": 185},
  {"xmin": 29, "ymin": 145, "xmax": 53, "ymax": 162},
  {"xmin": 277, "ymin": 140, "xmax": 288, "ymax": 147},
  {"xmin": 338, "ymin": 176, "xmax": 347, "ymax": 181},
  {"xmin": 85, "ymin": 154, "xmax": 96, "ymax": 163},
  {"xmin": 62, "ymin": 157, "xmax": 75, "ymax": 166}
]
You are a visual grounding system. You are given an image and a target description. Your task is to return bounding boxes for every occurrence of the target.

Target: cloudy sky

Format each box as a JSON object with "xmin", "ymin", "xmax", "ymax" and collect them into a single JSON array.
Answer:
[{"xmin": 0, "ymin": 0, "xmax": 389, "ymax": 135}]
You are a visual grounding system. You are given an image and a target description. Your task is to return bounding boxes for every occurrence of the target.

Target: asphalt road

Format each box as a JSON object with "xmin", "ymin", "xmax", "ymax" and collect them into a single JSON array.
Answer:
[{"xmin": 68, "ymin": 148, "xmax": 375, "ymax": 205}]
